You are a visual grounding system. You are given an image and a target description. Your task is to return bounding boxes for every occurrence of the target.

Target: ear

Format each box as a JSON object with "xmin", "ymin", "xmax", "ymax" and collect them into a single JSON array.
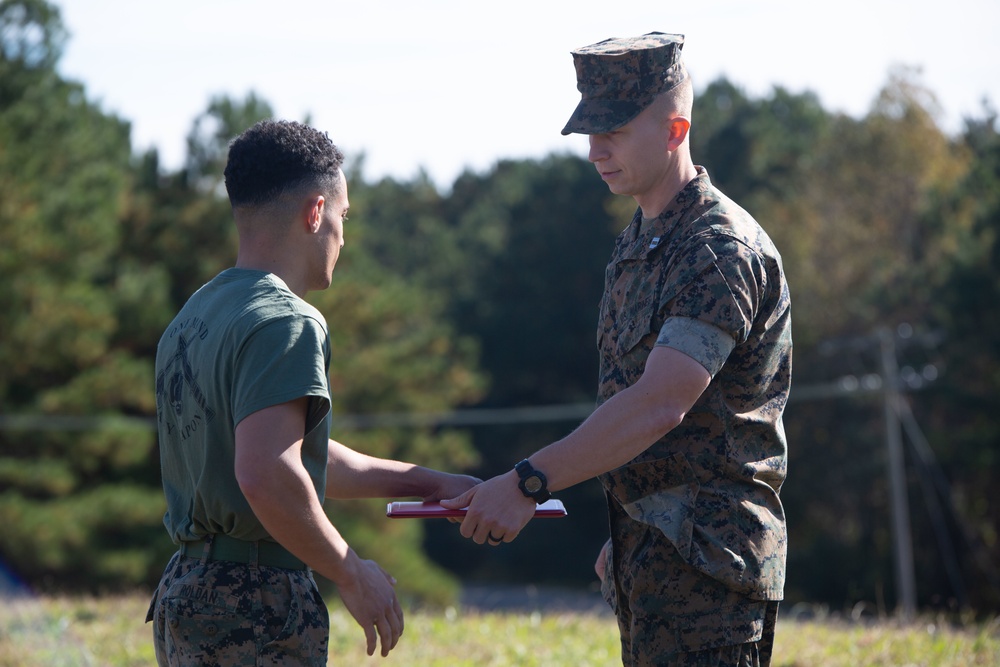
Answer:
[
  {"xmin": 304, "ymin": 195, "xmax": 325, "ymax": 233},
  {"xmin": 666, "ymin": 116, "xmax": 691, "ymax": 151}
]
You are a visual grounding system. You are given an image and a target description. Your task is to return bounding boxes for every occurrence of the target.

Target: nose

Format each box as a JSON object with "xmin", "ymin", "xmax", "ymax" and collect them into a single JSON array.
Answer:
[{"xmin": 588, "ymin": 135, "xmax": 608, "ymax": 164}]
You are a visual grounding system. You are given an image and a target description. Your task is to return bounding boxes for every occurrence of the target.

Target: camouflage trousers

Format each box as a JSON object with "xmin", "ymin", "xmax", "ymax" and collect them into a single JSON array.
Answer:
[
  {"xmin": 602, "ymin": 498, "xmax": 778, "ymax": 667},
  {"xmin": 146, "ymin": 551, "xmax": 329, "ymax": 666}
]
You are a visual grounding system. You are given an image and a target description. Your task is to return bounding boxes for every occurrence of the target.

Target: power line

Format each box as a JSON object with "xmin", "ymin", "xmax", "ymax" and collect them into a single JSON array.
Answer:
[{"xmin": 0, "ymin": 343, "xmax": 939, "ymax": 434}]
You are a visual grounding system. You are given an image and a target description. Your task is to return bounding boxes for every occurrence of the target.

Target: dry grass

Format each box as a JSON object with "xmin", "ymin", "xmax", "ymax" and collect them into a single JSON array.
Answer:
[{"xmin": 0, "ymin": 593, "xmax": 997, "ymax": 666}]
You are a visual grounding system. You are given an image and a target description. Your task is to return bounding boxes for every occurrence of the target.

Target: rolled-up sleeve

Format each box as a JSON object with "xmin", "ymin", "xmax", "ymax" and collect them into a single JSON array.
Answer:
[{"xmin": 655, "ymin": 316, "xmax": 735, "ymax": 377}]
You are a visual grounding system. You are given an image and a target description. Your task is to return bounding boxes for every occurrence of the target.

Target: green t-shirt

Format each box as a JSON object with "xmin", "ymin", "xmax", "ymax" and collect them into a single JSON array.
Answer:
[{"xmin": 154, "ymin": 268, "xmax": 332, "ymax": 544}]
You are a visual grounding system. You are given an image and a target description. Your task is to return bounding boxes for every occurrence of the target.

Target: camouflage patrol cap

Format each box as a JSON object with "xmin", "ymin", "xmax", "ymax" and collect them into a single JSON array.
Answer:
[{"xmin": 561, "ymin": 32, "xmax": 686, "ymax": 136}]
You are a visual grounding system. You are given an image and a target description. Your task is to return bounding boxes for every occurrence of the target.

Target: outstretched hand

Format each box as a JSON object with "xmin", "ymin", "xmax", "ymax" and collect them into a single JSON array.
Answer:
[
  {"xmin": 421, "ymin": 473, "xmax": 482, "ymax": 504},
  {"xmin": 440, "ymin": 470, "xmax": 537, "ymax": 545}
]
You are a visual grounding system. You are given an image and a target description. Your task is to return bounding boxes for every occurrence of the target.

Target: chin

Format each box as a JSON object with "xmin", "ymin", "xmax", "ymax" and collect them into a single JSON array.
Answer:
[{"xmin": 310, "ymin": 275, "xmax": 334, "ymax": 292}]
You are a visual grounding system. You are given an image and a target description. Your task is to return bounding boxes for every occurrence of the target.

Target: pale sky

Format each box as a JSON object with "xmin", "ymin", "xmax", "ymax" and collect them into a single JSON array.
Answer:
[{"xmin": 55, "ymin": 0, "xmax": 999, "ymax": 189}]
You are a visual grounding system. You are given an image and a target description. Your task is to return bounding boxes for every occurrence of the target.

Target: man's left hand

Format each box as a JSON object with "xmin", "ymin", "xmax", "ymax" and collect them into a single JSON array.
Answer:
[{"xmin": 440, "ymin": 471, "xmax": 536, "ymax": 545}]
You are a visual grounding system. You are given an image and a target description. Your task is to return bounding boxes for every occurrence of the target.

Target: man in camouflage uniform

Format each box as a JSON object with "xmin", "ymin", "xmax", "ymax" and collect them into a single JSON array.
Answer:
[
  {"xmin": 444, "ymin": 33, "xmax": 791, "ymax": 666},
  {"xmin": 147, "ymin": 119, "xmax": 479, "ymax": 665}
]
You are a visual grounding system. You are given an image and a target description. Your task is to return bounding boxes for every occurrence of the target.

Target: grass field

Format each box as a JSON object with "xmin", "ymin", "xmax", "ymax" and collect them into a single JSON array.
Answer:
[{"xmin": 1, "ymin": 593, "xmax": 998, "ymax": 666}]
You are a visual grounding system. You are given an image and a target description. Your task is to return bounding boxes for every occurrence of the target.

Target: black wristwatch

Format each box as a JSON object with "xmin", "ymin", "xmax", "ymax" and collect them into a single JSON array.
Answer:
[{"xmin": 514, "ymin": 459, "xmax": 551, "ymax": 503}]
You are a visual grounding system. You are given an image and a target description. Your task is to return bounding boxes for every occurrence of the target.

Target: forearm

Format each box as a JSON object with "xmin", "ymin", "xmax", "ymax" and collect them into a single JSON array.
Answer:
[
  {"xmin": 531, "ymin": 381, "xmax": 683, "ymax": 492},
  {"xmin": 325, "ymin": 439, "xmax": 452, "ymax": 499},
  {"xmin": 444, "ymin": 349, "xmax": 709, "ymax": 545},
  {"xmin": 530, "ymin": 346, "xmax": 711, "ymax": 492}
]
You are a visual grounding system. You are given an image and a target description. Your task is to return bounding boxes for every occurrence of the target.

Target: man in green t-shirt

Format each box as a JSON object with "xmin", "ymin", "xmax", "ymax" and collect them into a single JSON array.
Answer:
[{"xmin": 147, "ymin": 119, "xmax": 479, "ymax": 665}]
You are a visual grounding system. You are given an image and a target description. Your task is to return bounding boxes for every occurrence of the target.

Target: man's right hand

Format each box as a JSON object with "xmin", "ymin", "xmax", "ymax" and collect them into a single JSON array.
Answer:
[
  {"xmin": 335, "ymin": 550, "xmax": 404, "ymax": 657},
  {"xmin": 595, "ymin": 538, "xmax": 611, "ymax": 583},
  {"xmin": 235, "ymin": 400, "xmax": 404, "ymax": 656}
]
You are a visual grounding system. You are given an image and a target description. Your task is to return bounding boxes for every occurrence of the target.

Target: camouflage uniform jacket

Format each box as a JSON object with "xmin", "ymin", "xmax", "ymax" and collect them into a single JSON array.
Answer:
[{"xmin": 597, "ymin": 167, "xmax": 791, "ymax": 600}]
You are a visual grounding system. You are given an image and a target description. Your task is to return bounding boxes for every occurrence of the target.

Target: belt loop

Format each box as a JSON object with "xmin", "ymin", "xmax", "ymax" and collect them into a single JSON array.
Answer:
[
  {"xmin": 249, "ymin": 540, "xmax": 259, "ymax": 569},
  {"xmin": 201, "ymin": 534, "xmax": 214, "ymax": 565}
]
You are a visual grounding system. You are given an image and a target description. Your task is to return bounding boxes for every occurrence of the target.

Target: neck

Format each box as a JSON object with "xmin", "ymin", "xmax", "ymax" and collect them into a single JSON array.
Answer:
[
  {"xmin": 635, "ymin": 158, "xmax": 698, "ymax": 220},
  {"xmin": 235, "ymin": 232, "xmax": 309, "ymax": 298},
  {"xmin": 235, "ymin": 256, "xmax": 307, "ymax": 298}
]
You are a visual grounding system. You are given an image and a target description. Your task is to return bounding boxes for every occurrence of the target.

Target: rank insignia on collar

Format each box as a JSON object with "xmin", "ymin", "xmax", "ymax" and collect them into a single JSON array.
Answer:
[{"xmin": 649, "ymin": 236, "xmax": 661, "ymax": 249}]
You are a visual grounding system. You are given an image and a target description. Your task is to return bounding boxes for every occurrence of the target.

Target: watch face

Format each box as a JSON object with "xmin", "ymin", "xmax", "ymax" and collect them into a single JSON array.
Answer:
[{"xmin": 524, "ymin": 475, "xmax": 543, "ymax": 493}]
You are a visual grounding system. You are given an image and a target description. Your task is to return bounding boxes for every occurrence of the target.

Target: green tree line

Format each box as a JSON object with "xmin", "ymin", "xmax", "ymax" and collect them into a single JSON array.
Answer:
[{"xmin": 1, "ymin": 0, "xmax": 997, "ymax": 615}]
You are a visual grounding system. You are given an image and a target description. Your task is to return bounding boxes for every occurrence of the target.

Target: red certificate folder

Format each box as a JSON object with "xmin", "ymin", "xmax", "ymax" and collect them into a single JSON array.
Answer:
[{"xmin": 386, "ymin": 498, "xmax": 567, "ymax": 519}]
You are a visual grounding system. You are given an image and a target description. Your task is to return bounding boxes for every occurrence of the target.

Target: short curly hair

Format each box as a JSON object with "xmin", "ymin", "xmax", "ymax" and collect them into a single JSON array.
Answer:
[{"xmin": 224, "ymin": 119, "xmax": 345, "ymax": 208}]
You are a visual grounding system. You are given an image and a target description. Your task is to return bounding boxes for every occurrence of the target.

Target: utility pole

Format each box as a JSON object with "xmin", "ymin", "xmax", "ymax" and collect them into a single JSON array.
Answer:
[
  {"xmin": 878, "ymin": 327, "xmax": 917, "ymax": 621},
  {"xmin": 797, "ymin": 324, "xmax": 937, "ymax": 620}
]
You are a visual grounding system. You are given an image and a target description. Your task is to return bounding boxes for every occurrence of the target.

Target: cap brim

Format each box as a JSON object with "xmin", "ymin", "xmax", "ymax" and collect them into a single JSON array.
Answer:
[{"xmin": 560, "ymin": 98, "xmax": 645, "ymax": 136}]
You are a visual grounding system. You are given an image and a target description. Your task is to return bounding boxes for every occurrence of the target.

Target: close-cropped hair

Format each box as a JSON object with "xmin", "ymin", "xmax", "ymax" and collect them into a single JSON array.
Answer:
[
  {"xmin": 654, "ymin": 74, "xmax": 694, "ymax": 124},
  {"xmin": 224, "ymin": 119, "xmax": 345, "ymax": 208}
]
